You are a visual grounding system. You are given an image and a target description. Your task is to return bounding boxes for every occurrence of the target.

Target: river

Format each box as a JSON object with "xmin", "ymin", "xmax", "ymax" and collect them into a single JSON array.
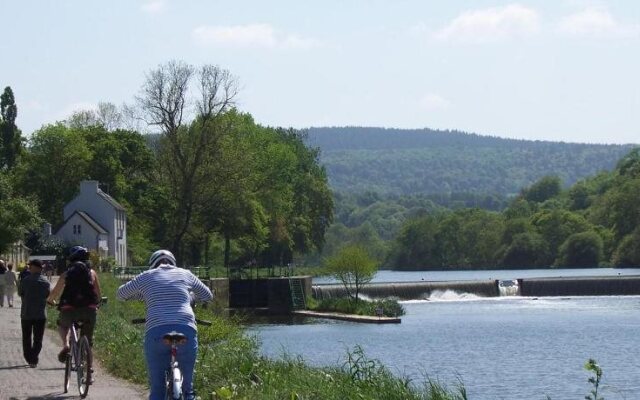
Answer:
[{"xmin": 247, "ymin": 269, "xmax": 640, "ymax": 399}]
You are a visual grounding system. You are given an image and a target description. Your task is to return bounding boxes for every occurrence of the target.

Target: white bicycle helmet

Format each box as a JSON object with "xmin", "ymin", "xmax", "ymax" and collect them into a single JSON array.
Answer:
[{"xmin": 148, "ymin": 249, "xmax": 177, "ymax": 269}]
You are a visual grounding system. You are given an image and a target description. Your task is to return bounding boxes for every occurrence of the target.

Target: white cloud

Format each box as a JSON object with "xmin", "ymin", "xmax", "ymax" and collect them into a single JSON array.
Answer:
[
  {"xmin": 558, "ymin": 7, "xmax": 640, "ymax": 38},
  {"xmin": 419, "ymin": 94, "xmax": 451, "ymax": 111},
  {"xmin": 434, "ymin": 4, "xmax": 540, "ymax": 43},
  {"xmin": 192, "ymin": 24, "xmax": 321, "ymax": 50},
  {"xmin": 140, "ymin": 1, "xmax": 165, "ymax": 15}
]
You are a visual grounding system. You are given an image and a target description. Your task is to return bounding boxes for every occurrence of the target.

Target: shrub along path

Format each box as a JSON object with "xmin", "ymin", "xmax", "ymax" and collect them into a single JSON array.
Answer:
[{"xmin": 0, "ymin": 286, "xmax": 147, "ymax": 399}]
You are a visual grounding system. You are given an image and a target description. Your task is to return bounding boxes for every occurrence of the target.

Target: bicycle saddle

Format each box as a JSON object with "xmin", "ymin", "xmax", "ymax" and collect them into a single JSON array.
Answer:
[{"xmin": 163, "ymin": 331, "xmax": 187, "ymax": 344}]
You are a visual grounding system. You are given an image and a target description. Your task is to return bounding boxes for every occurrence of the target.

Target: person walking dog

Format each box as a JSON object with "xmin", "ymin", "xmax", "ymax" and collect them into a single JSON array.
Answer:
[{"xmin": 18, "ymin": 259, "xmax": 51, "ymax": 367}]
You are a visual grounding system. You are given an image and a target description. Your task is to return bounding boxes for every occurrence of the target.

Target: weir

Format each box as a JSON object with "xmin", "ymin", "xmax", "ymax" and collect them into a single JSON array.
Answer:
[
  {"xmin": 520, "ymin": 276, "xmax": 640, "ymax": 296},
  {"xmin": 312, "ymin": 275, "xmax": 640, "ymax": 300},
  {"xmin": 312, "ymin": 280, "xmax": 499, "ymax": 300}
]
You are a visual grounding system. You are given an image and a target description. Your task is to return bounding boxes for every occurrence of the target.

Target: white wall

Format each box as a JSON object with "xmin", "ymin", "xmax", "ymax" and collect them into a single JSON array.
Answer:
[
  {"xmin": 57, "ymin": 213, "xmax": 101, "ymax": 250},
  {"xmin": 62, "ymin": 180, "xmax": 127, "ymax": 266}
]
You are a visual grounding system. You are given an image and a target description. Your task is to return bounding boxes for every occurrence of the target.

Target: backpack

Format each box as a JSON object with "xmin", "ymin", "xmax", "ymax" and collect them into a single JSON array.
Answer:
[{"xmin": 60, "ymin": 261, "xmax": 98, "ymax": 308}]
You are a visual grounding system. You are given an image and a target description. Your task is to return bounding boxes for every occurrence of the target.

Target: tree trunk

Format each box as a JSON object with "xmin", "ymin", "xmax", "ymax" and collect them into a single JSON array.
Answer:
[{"xmin": 224, "ymin": 233, "xmax": 231, "ymax": 276}]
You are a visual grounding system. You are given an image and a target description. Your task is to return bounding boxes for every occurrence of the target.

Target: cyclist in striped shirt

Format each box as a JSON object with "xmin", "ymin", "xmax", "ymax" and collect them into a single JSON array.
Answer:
[{"xmin": 116, "ymin": 250, "xmax": 213, "ymax": 400}]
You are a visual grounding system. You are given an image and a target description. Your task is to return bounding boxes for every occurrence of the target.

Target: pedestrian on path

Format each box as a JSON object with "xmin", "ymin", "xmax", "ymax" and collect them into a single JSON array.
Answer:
[
  {"xmin": 18, "ymin": 259, "xmax": 51, "ymax": 367},
  {"xmin": 4, "ymin": 263, "xmax": 18, "ymax": 307},
  {"xmin": 0, "ymin": 259, "xmax": 6, "ymax": 307}
]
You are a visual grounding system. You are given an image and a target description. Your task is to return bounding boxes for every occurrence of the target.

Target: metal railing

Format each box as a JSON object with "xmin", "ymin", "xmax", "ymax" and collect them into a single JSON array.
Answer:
[{"xmin": 113, "ymin": 266, "xmax": 211, "ymax": 280}]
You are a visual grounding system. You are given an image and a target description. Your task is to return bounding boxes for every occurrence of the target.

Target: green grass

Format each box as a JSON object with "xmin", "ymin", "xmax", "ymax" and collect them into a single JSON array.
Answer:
[{"xmin": 90, "ymin": 273, "xmax": 465, "ymax": 399}]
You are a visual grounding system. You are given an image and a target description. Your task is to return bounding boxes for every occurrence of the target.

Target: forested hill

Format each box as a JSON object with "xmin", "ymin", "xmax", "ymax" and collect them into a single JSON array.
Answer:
[{"xmin": 306, "ymin": 127, "xmax": 637, "ymax": 196}]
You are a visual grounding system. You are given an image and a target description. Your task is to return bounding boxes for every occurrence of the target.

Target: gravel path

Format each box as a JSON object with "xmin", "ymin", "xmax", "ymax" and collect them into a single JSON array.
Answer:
[{"xmin": 0, "ymin": 284, "xmax": 147, "ymax": 399}]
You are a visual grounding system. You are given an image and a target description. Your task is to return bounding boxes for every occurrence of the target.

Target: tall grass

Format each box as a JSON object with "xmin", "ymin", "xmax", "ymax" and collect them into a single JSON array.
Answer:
[{"xmin": 93, "ymin": 273, "xmax": 466, "ymax": 399}]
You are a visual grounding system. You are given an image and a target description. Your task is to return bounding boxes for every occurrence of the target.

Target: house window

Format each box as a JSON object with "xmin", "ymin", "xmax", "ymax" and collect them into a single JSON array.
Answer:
[
  {"xmin": 73, "ymin": 225, "xmax": 77, "ymax": 234},
  {"xmin": 77, "ymin": 225, "xmax": 81, "ymax": 235}
]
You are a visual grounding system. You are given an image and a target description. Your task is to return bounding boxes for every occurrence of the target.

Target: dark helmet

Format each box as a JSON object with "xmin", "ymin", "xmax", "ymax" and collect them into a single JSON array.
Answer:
[{"xmin": 69, "ymin": 246, "xmax": 89, "ymax": 262}]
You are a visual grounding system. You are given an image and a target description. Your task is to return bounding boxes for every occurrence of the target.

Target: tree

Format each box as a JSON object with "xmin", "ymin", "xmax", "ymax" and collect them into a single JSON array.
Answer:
[
  {"xmin": 501, "ymin": 232, "xmax": 550, "ymax": 268},
  {"xmin": 66, "ymin": 102, "xmax": 127, "ymax": 132},
  {"xmin": 0, "ymin": 86, "xmax": 23, "ymax": 170},
  {"xmin": 0, "ymin": 172, "xmax": 40, "ymax": 253},
  {"xmin": 137, "ymin": 61, "xmax": 238, "ymax": 259},
  {"xmin": 325, "ymin": 245, "xmax": 377, "ymax": 304},
  {"xmin": 522, "ymin": 175, "xmax": 562, "ymax": 203},
  {"xmin": 612, "ymin": 228, "xmax": 640, "ymax": 267},
  {"xmin": 596, "ymin": 177, "xmax": 640, "ymax": 240},
  {"xmin": 15, "ymin": 124, "xmax": 91, "ymax": 224},
  {"xmin": 387, "ymin": 215, "xmax": 439, "ymax": 270},
  {"xmin": 530, "ymin": 209, "xmax": 591, "ymax": 262},
  {"xmin": 555, "ymin": 231, "xmax": 603, "ymax": 267}
]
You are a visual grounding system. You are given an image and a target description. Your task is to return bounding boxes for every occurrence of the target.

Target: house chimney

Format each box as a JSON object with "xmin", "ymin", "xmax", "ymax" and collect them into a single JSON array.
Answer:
[{"xmin": 80, "ymin": 180, "xmax": 99, "ymax": 194}]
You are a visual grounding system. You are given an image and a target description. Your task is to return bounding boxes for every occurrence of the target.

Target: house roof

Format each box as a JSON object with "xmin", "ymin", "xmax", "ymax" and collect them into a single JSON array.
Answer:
[
  {"xmin": 98, "ymin": 188, "xmax": 125, "ymax": 211},
  {"xmin": 56, "ymin": 210, "xmax": 108, "ymax": 235}
]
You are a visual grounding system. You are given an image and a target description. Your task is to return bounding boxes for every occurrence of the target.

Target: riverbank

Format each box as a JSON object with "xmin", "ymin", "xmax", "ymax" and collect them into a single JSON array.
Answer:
[{"xmin": 95, "ymin": 273, "xmax": 466, "ymax": 400}]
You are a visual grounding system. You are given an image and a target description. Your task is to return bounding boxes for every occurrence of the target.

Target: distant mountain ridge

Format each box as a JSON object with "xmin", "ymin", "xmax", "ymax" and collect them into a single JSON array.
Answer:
[{"xmin": 306, "ymin": 127, "xmax": 637, "ymax": 196}]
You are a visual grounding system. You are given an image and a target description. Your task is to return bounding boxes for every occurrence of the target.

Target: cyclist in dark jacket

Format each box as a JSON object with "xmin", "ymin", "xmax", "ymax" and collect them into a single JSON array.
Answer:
[{"xmin": 48, "ymin": 246, "xmax": 101, "ymax": 362}]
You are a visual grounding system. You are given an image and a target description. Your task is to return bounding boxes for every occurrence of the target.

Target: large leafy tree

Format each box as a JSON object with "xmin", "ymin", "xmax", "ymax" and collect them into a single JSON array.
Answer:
[
  {"xmin": 196, "ymin": 111, "xmax": 268, "ymax": 269},
  {"xmin": 555, "ymin": 231, "xmax": 603, "ymax": 267},
  {"xmin": 530, "ymin": 209, "xmax": 591, "ymax": 264},
  {"xmin": 501, "ymin": 232, "xmax": 550, "ymax": 268},
  {"xmin": 137, "ymin": 61, "xmax": 238, "ymax": 260},
  {"xmin": 522, "ymin": 175, "xmax": 562, "ymax": 203},
  {"xmin": 0, "ymin": 172, "xmax": 40, "ymax": 253},
  {"xmin": 0, "ymin": 86, "xmax": 23, "ymax": 170},
  {"xmin": 16, "ymin": 124, "xmax": 91, "ymax": 224},
  {"xmin": 248, "ymin": 127, "xmax": 333, "ymax": 267},
  {"xmin": 387, "ymin": 215, "xmax": 439, "ymax": 269}
]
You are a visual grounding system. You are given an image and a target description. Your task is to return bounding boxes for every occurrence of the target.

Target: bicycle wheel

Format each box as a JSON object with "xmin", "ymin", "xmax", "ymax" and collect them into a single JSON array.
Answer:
[
  {"xmin": 63, "ymin": 352, "xmax": 71, "ymax": 393},
  {"xmin": 77, "ymin": 336, "xmax": 92, "ymax": 398},
  {"xmin": 165, "ymin": 366, "xmax": 184, "ymax": 400}
]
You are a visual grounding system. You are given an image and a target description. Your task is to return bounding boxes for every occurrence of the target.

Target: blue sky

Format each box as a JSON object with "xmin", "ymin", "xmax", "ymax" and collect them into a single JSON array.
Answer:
[{"xmin": 2, "ymin": 0, "xmax": 639, "ymax": 144}]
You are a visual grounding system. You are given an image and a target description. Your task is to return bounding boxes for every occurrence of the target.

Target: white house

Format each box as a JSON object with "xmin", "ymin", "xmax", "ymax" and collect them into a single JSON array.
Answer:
[{"xmin": 56, "ymin": 180, "xmax": 127, "ymax": 267}]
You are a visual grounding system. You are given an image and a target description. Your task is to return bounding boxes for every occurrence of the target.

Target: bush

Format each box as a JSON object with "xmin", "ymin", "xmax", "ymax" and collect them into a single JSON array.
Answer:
[{"xmin": 311, "ymin": 297, "xmax": 405, "ymax": 317}]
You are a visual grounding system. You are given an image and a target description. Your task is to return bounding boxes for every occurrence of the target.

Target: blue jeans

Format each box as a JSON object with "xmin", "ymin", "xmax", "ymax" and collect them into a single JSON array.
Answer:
[{"xmin": 144, "ymin": 324, "xmax": 198, "ymax": 400}]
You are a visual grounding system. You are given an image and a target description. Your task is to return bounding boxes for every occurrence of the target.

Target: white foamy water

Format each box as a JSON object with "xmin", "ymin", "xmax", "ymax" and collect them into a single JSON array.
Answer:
[{"xmin": 426, "ymin": 289, "xmax": 483, "ymax": 301}]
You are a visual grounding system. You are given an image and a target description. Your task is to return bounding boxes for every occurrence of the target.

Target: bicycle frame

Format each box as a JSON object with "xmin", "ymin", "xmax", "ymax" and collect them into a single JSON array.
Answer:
[{"xmin": 163, "ymin": 331, "xmax": 187, "ymax": 400}]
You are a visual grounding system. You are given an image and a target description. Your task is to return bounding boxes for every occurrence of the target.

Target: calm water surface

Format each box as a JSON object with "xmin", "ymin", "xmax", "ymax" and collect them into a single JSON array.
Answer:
[
  {"xmin": 313, "ymin": 268, "xmax": 640, "ymax": 284},
  {"xmin": 249, "ymin": 269, "xmax": 640, "ymax": 399}
]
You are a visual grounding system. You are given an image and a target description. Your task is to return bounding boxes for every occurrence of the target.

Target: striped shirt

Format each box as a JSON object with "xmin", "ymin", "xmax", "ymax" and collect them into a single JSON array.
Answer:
[{"xmin": 116, "ymin": 264, "xmax": 213, "ymax": 332}]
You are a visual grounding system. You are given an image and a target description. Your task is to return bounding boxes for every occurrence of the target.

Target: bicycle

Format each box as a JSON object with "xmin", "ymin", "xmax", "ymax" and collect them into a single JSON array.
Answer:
[
  {"xmin": 50, "ymin": 297, "xmax": 107, "ymax": 398},
  {"xmin": 63, "ymin": 318, "xmax": 93, "ymax": 397},
  {"xmin": 132, "ymin": 317, "xmax": 211, "ymax": 400}
]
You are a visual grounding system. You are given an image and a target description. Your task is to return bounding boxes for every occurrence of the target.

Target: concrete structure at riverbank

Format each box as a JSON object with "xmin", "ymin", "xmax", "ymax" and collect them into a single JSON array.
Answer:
[{"xmin": 292, "ymin": 310, "xmax": 401, "ymax": 323}]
